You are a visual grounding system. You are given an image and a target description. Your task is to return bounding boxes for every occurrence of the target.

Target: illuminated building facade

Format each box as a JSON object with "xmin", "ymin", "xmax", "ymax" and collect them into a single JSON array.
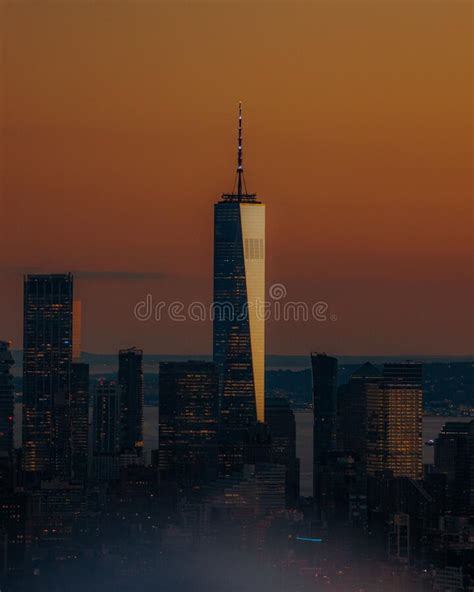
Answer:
[
  {"xmin": 118, "ymin": 347, "xmax": 144, "ymax": 453},
  {"xmin": 213, "ymin": 104, "xmax": 265, "ymax": 474},
  {"xmin": 22, "ymin": 273, "xmax": 74, "ymax": 478},
  {"xmin": 0, "ymin": 342, "xmax": 14, "ymax": 459},
  {"xmin": 158, "ymin": 361, "xmax": 219, "ymax": 487},
  {"xmin": 383, "ymin": 363, "xmax": 423, "ymax": 480},
  {"xmin": 365, "ymin": 363, "xmax": 423, "ymax": 480}
]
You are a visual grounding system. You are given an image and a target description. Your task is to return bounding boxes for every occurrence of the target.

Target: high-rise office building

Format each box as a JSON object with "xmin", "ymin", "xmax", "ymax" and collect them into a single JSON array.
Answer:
[
  {"xmin": 93, "ymin": 379, "xmax": 121, "ymax": 456},
  {"xmin": 70, "ymin": 362, "xmax": 90, "ymax": 482},
  {"xmin": 93, "ymin": 379, "xmax": 121, "ymax": 481},
  {"xmin": 213, "ymin": 104, "xmax": 265, "ymax": 474},
  {"xmin": 363, "ymin": 362, "xmax": 423, "ymax": 481},
  {"xmin": 22, "ymin": 273, "xmax": 74, "ymax": 478},
  {"xmin": 383, "ymin": 363, "xmax": 423, "ymax": 480},
  {"xmin": 311, "ymin": 353, "xmax": 338, "ymax": 508},
  {"xmin": 435, "ymin": 420, "xmax": 473, "ymax": 515},
  {"xmin": 158, "ymin": 361, "xmax": 219, "ymax": 488},
  {"xmin": 366, "ymin": 375, "xmax": 386, "ymax": 477},
  {"xmin": 118, "ymin": 347, "xmax": 144, "ymax": 453},
  {"xmin": 266, "ymin": 397, "xmax": 300, "ymax": 507},
  {"xmin": 338, "ymin": 362, "xmax": 383, "ymax": 467},
  {"xmin": 0, "ymin": 342, "xmax": 14, "ymax": 460}
]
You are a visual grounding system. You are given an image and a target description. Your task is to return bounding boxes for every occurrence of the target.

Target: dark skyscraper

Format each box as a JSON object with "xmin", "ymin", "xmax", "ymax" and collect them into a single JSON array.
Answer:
[
  {"xmin": 435, "ymin": 420, "xmax": 474, "ymax": 515},
  {"xmin": 0, "ymin": 342, "xmax": 14, "ymax": 459},
  {"xmin": 339, "ymin": 362, "xmax": 383, "ymax": 467},
  {"xmin": 213, "ymin": 104, "xmax": 265, "ymax": 475},
  {"xmin": 158, "ymin": 361, "xmax": 219, "ymax": 488},
  {"xmin": 22, "ymin": 274, "xmax": 74, "ymax": 479},
  {"xmin": 93, "ymin": 379, "xmax": 121, "ymax": 456},
  {"xmin": 311, "ymin": 353, "xmax": 338, "ymax": 511},
  {"xmin": 93, "ymin": 379, "xmax": 121, "ymax": 481},
  {"xmin": 118, "ymin": 347, "xmax": 144, "ymax": 453},
  {"xmin": 266, "ymin": 397, "xmax": 300, "ymax": 507},
  {"xmin": 70, "ymin": 362, "xmax": 90, "ymax": 482}
]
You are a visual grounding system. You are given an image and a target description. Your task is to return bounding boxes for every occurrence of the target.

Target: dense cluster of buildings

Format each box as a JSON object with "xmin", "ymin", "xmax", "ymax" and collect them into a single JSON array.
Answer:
[{"xmin": 0, "ymin": 108, "xmax": 472, "ymax": 591}]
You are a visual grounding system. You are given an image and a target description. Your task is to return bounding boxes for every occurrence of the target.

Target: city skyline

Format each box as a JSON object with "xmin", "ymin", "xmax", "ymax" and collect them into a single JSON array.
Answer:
[
  {"xmin": 0, "ymin": 2, "xmax": 472, "ymax": 357},
  {"xmin": 0, "ymin": 3, "xmax": 471, "ymax": 590}
]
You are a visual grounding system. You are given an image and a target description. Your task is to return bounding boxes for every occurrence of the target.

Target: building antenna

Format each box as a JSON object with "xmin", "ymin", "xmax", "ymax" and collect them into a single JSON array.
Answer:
[{"xmin": 237, "ymin": 102, "xmax": 244, "ymax": 196}]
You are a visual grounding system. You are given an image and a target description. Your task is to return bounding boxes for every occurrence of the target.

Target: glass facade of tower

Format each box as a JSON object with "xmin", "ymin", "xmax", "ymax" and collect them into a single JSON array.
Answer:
[
  {"xmin": 22, "ymin": 274, "xmax": 73, "ymax": 478},
  {"xmin": 158, "ymin": 361, "xmax": 219, "ymax": 488},
  {"xmin": 213, "ymin": 196, "xmax": 265, "ymax": 475}
]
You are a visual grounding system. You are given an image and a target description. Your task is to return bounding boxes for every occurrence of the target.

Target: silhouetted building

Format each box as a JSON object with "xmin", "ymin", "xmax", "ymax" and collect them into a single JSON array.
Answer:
[
  {"xmin": 118, "ymin": 347, "xmax": 144, "ymax": 453},
  {"xmin": 266, "ymin": 397, "xmax": 300, "ymax": 507},
  {"xmin": 435, "ymin": 420, "xmax": 474, "ymax": 515},
  {"xmin": 93, "ymin": 379, "xmax": 121, "ymax": 480},
  {"xmin": 339, "ymin": 362, "xmax": 383, "ymax": 468},
  {"xmin": 159, "ymin": 361, "xmax": 219, "ymax": 488},
  {"xmin": 383, "ymin": 363, "xmax": 423, "ymax": 480},
  {"xmin": 22, "ymin": 273, "xmax": 74, "ymax": 479},
  {"xmin": 213, "ymin": 104, "xmax": 265, "ymax": 475},
  {"xmin": 0, "ymin": 342, "xmax": 14, "ymax": 460},
  {"xmin": 311, "ymin": 353, "xmax": 338, "ymax": 512},
  {"xmin": 70, "ymin": 362, "xmax": 89, "ymax": 482},
  {"xmin": 367, "ymin": 475, "xmax": 436, "ymax": 565},
  {"xmin": 388, "ymin": 513, "xmax": 410, "ymax": 564}
]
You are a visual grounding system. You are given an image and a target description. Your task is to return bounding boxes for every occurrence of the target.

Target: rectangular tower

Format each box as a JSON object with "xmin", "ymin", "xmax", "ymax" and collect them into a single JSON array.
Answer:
[
  {"xmin": 70, "ymin": 362, "xmax": 90, "ymax": 482},
  {"xmin": 311, "ymin": 353, "xmax": 338, "ymax": 510},
  {"xmin": 93, "ymin": 379, "xmax": 121, "ymax": 481},
  {"xmin": 22, "ymin": 273, "xmax": 73, "ymax": 479},
  {"xmin": 158, "ymin": 361, "xmax": 219, "ymax": 488},
  {"xmin": 383, "ymin": 362, "xmax": 423, "ymax": 480},
  {"xmin": 118, "ymin": 347, "xmax": 144, "ymax": 453},
  {"xmin": 93, "ymin": 379, "xmax": 121, "ymax": 456}
]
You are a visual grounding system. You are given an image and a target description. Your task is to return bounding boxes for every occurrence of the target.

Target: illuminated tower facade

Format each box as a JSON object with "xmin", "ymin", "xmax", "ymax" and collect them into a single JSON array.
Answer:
[
  {"xmin": 383, "ymin": 362, "xmax": 423, "ymax": 480},
  {"xmin": 213, "ymin": 104, "xmax": 265, "ymax": 474},
  {"xmin": 22, "ymin": 274, "xmax": 74, "ymax": 478}
]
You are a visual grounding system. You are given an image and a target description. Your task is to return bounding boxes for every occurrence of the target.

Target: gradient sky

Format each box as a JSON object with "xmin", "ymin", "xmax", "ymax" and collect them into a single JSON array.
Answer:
[{"xmin": 0, "ymin": 0, "xmax": 472, "ymax": 356}]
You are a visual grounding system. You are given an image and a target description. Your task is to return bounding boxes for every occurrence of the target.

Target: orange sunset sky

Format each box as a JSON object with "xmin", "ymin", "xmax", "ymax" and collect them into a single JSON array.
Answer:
[{"xmin": 0, "ymin": 0, "xmax": 472, "ymax": 356}]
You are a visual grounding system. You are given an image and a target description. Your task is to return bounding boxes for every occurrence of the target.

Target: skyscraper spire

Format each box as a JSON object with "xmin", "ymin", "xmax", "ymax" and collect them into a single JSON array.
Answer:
[
  {"xmin": 237, "ymin": 101, "xmax": 243, "ymax": 196},
  {"xmin": 222, "ymin": 102, "xmax": 257, "ymax": 202}
]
